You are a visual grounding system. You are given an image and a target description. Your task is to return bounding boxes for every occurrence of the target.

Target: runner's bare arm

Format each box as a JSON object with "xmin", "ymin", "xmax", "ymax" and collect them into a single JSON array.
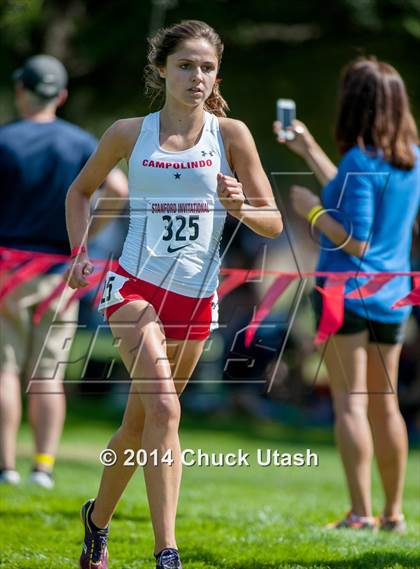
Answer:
[
  {"xmin": 66, "ymin": 118, "xmax": 141, "ymax": 250},
  {"xmin": 219, "ymin": 119, "xmax": 283, "ymax": 238},
  {"xmin": 65, "ymin": 118, "xmax": 141, "ymax": 288}
]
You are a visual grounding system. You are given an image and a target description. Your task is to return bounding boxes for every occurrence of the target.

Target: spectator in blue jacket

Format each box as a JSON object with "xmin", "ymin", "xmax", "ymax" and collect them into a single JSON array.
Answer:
[{"xmin": 275, "ymin": 56, "xmax": 419, "ymax": 532}]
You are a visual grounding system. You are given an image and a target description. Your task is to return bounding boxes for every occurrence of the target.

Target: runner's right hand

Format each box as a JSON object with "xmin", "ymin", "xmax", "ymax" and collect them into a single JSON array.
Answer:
[{"xmin": 65, "ymin": 257, "xmax": 94, "ymax": 289}]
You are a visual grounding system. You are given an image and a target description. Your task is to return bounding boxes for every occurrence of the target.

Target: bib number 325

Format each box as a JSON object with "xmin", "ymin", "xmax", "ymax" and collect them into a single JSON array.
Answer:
[
  {"xmin": 162, "ymin": 215, "xmax": 199, "ymax": 242},
  {"xmin": 146, "ymin": 198, "xmax": 214, "ymax": 256}
]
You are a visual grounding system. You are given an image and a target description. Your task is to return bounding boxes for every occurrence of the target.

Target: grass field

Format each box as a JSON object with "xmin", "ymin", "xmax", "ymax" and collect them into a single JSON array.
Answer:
[{"xmin": 0, "ymin": 410, "xmax": 419, "ymax": 569}]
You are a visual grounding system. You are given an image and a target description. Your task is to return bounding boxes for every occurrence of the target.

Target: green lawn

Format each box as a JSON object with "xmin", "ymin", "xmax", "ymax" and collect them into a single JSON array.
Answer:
[{"xmin": 0, "ymin": 415, "xmax": 419, "ymax": 569}]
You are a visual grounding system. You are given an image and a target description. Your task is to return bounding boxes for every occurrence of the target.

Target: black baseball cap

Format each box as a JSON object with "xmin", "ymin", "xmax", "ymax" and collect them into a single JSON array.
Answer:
[{"xmin": 12, "ymin": 55, "xmax": 68, "ymax": 98}]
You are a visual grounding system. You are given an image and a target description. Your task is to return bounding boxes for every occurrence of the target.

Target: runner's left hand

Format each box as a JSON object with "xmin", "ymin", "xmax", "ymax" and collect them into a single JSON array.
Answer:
[{"xmin": 217, "ymin": 173, "xmax": 246, "ymax": 217}]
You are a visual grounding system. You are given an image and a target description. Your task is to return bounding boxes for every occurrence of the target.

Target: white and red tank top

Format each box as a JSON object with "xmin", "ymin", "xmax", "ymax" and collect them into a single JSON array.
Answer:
[{"xmin": 119, "ymin": 111, "xmax": 233, "ymax": 298}]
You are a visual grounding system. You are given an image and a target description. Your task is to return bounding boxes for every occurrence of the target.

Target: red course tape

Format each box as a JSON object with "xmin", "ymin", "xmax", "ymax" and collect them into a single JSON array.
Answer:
[{"xmin": 1, "ymin": 247, "xmax": 419, "ymax": 345}]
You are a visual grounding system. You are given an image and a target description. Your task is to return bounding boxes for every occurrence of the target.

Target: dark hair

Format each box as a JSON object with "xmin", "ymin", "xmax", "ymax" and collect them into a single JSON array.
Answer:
[
  {"xmin": 335, "ymin": 56, "xmax": 418, "ymax": 170},
  {"xmin": 144, "ymin": 20, "xmax": 229, "ymax": 117}
]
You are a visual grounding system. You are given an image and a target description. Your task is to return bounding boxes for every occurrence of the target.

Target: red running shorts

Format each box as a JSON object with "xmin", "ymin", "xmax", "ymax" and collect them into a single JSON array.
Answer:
[{"xmin": 98, "ymin": 264, "xmax": 217, "ymax": 341}]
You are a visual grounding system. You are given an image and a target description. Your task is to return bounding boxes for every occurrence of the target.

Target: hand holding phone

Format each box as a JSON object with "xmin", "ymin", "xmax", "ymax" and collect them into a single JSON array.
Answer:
[{"xmin": 276, "ymin": 99, "xmax": 296, "ymax": 141}]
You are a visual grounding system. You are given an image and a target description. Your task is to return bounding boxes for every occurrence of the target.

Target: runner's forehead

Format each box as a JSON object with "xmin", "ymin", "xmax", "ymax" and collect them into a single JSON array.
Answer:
[{"xmin": 170, "ymin": 39, "xmax": 218, "ymax": 64}]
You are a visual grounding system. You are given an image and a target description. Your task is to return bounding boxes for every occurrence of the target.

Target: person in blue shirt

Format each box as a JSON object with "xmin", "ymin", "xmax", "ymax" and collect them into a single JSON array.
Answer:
[
  {"xmin": 0, "ymin": 55, "xmax": 127, "ymax": 489},
  {"xmin": 274, "ymin": 56, "xmax": 419, "ymax": 532}
]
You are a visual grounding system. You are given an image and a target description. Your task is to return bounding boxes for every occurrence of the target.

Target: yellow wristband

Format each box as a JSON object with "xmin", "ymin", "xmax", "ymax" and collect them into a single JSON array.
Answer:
[
  {"xmin": 307, "ymin": 205, "xmax": 325, "ymax": 225},
  {"xmin": 34, "ymin": 453, "xmax": 55, "ymax": 468}
]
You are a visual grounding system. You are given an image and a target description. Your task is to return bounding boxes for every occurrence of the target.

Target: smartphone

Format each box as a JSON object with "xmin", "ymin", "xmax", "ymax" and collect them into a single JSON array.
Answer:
[{"xmin": 276, "ymin": 99, "xmax": 296, "ymax": 140}]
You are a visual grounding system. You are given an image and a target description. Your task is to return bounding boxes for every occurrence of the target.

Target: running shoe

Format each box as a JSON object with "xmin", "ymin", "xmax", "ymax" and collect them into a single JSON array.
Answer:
[
  {"xmin": 326, "ymin": 511, "xmax": 377, "ymax": 530},
  {"xmin": 0, "ymin": 469, "xmax": 21, "ymax": 485},
  {"xmin": 155, "ymin": 548, "xmax": 182, "ymax": 569},
  {"xmin": 379, "ymin": 513, "xmax": 407, "ymax": 533},
  {"xmin": 79, "ymin": 499, "xmax": 109, "ymax": 569},
  {"xmin": 29, "ymin": 469, "xmax": 54, "ymax": 489}
]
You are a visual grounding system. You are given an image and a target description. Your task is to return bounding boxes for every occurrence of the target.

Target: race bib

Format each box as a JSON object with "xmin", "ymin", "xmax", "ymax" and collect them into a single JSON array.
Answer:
[
  {"xmin": 98, "ymin": 271, "xmax": 129, "ymax": 311},
  {"xmin": 146, "ymin": 198, "xmax": 214, "ymax": 257}
]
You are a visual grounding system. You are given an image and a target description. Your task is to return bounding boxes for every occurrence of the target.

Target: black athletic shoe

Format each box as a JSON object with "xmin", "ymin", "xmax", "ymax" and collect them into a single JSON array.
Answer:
[
  {"xmin": 79, "ymin": 499, "xmax": 109, "ymax": 569},
  {"xmin": 155, "ymin": 548, "xmax": 182, "ymax": 569}
]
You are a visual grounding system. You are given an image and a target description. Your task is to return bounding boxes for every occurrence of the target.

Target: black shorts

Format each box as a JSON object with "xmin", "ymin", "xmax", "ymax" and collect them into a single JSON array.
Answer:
[{"xmin": 311, "ymin": 286, "xmax": 407, "ymax": 345}]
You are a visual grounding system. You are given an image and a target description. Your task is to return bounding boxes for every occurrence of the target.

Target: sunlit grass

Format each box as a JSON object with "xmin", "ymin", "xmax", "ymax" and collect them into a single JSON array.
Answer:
[{"xmin": 0, "ymin": 416, "xmax": 419, "ymax": 568}]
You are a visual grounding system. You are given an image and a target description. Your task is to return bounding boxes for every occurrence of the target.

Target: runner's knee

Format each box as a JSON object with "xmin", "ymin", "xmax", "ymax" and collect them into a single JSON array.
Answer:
[{"xmin": 144, "ymin": 395, "xmax": 180, "ymax": 429}]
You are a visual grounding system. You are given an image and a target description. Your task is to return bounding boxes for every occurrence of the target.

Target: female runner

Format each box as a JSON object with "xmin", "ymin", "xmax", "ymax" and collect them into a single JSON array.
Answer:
[{"xmin": 66, "ymin": 20, "xmax": 283, "ymax": 569}]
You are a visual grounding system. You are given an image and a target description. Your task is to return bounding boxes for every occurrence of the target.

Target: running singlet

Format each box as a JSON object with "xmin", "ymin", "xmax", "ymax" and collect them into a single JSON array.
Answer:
[{"xmin": 119, "ymin": 111, "xmax": 233, "ymax": 298}]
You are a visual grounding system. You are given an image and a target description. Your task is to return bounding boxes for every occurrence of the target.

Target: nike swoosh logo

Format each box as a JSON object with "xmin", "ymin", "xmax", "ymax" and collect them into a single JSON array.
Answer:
[{"xmin": 167, "ymin": 244, "xmax": 189, "ymax": 253}]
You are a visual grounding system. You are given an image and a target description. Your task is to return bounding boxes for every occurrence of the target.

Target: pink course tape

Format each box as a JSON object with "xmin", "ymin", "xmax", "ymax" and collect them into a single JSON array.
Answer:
[
  {"xmin": 244, "ymin": 275, "xmax": 297, "ymax": 347},
  {"xmin": 1, "ymin": 247, "xmax": 419, "ymax": 344}
]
